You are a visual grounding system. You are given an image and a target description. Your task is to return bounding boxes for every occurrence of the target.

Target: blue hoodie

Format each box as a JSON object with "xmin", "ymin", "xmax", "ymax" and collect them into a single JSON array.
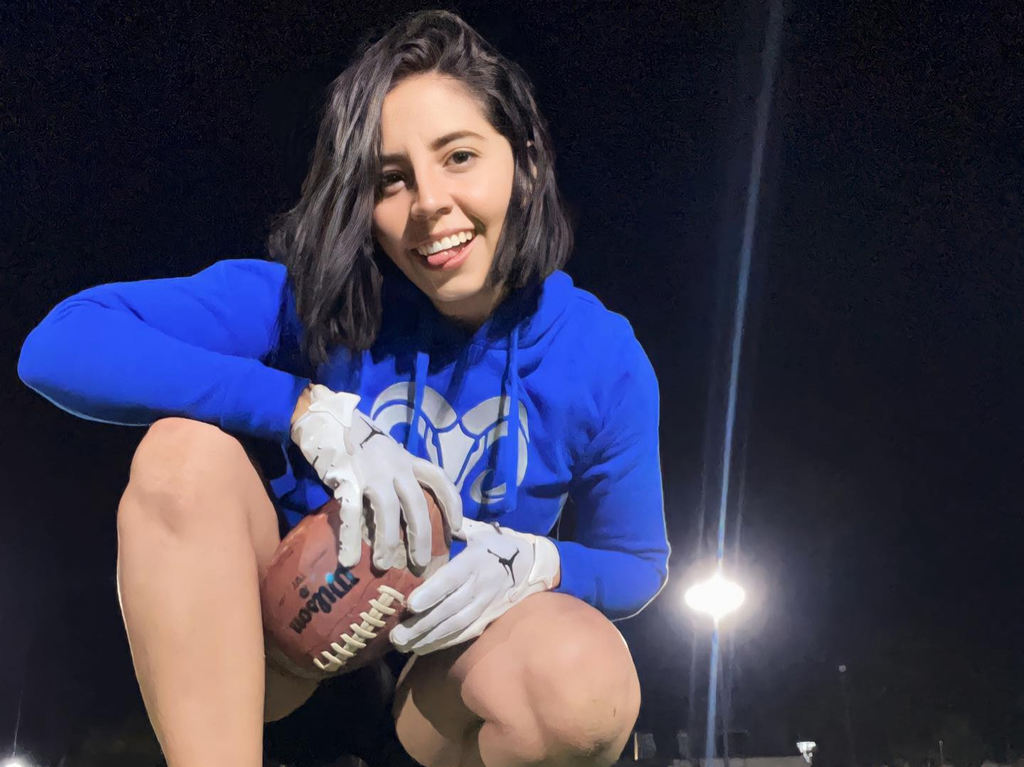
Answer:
[{"xmin": 18, "ymin": 259, "xmax": 669, "ymax": 619}]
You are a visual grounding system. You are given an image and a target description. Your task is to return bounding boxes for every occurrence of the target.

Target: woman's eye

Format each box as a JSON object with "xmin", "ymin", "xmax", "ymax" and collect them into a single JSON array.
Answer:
[
  {"xmin": 379, "ymin": 172, "xmax": 405, "ymax": 190},
  {"xmin": 449, "ymin": 150, "xmax": 475, "ymax": 166}
]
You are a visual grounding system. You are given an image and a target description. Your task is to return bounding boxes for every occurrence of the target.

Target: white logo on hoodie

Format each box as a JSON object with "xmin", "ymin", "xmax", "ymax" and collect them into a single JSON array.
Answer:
[{"xmin": 369, "ymin": 384, "xmax": 528, "ymax": 507}]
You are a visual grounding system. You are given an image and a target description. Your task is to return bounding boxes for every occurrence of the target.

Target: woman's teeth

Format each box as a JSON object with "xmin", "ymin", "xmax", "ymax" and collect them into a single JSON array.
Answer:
[{"xmin": 415, "ymin": 231, "xmax": 475, "ymax": 256}]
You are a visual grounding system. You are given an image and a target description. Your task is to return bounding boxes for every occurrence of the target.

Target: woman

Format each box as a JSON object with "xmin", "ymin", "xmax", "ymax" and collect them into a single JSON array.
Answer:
[{"xmin": 18, "ymin": 10, "xmax": 670, "ymax": 767}]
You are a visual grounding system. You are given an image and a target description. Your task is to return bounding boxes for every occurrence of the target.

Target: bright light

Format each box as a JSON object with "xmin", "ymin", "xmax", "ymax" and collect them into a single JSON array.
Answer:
[
  {"xmin": 797, "ymin": 741, "xmax": 817, "ymax": 763},
  {"xmin": 684, "ymin": 569, "xmax": 746, "ymax": 621},
  {"xmin": 1, "ymin": 757, "xmax": 33, "ymax": 767}
]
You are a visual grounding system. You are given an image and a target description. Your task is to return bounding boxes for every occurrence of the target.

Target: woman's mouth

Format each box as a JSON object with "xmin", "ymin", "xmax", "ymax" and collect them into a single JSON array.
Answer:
[{"xmin": 413, "ymin": 232, "xmax": 477, "ymax": 270}]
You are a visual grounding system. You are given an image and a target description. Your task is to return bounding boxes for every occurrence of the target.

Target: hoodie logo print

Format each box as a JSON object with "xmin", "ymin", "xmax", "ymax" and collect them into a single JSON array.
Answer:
[{"xmin": 370, "ymin": 385, "xmax": 529, "ymax": 508}]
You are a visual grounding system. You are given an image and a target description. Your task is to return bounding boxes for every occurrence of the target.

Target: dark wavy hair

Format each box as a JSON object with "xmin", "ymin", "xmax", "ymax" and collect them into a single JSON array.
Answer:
[{"xmin": 267, "ymin": 9, "xmax": 574, "ymax": 366}]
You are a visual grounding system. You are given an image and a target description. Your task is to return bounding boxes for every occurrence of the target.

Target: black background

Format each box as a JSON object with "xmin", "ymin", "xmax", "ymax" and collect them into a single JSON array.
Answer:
[{"xmin": 2, "ymin": 1, "xmax": 1022, "ymax": 764}]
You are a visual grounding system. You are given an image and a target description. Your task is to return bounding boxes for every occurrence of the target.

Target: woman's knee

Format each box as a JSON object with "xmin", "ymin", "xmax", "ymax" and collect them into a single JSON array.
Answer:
[
  {"xmin": 533, "ymin": 603, "xmax": 638, "ymax": 750},
  {"xmin": 118, "ymin": 417, "xmax": 264, "ymax": 538},
  {"xmin": 475, "ymin": 594, "xmax": 641, "ymax": 762}
]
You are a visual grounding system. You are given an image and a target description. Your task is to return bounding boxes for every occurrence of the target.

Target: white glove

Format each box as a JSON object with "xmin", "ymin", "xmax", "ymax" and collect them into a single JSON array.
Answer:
[
  {"xmin": 389, "ymin": 518, "xmax": 561, "ymax": 655},
  {"xmin": 290, "ymin": 384, "xmax": 462, "ymax": 571}
]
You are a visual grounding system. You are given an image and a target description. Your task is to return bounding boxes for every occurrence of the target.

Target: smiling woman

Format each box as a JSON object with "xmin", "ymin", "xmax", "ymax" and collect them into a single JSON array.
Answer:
[{"xmin": 17, "ymin": 9, "xmax": 668, "ymax": 767}]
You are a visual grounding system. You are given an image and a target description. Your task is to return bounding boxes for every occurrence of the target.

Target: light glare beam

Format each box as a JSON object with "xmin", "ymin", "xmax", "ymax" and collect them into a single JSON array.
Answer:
[
  {"xmin": 715, "ymin": 0, "xmax": 785, "ymax": 563},
  {"xmin": 703, "ymin": 1, "xmax": 785, "ymax": 765}
]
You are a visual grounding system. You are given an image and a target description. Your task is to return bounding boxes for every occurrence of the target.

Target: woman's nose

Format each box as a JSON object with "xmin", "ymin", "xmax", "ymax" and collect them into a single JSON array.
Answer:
[{"xmin": 410, "ymin": 167, "xmax": 453, "ymax": 220}]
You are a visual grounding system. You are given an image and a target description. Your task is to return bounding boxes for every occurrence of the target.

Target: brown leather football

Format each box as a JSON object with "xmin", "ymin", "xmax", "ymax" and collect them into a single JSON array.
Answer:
[{"xmin": 260, "ymin": 489, "xmax": 450, "ymax": 680}]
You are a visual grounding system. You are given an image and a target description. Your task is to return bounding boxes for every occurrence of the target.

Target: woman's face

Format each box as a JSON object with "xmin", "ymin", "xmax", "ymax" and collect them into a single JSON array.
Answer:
[{"xmin": 372, "ymin": 72, "xmax": 516, "ymax": 327}]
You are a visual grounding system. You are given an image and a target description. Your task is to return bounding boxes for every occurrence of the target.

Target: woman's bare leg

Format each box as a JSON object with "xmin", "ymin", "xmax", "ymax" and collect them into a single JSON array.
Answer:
[
  {"xmin": 116, "ymin": 418, "xmax": 316, "ymax": 766},
  {"xmin": 393, "ymin": 592, "xmax": 641, "ymax": 767}
]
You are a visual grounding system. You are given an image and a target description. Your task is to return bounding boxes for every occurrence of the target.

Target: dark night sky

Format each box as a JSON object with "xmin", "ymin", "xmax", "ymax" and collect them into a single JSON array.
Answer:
[{"xmin": 2, "ymin": 1, "xmax": 1022, "ymax": 764}]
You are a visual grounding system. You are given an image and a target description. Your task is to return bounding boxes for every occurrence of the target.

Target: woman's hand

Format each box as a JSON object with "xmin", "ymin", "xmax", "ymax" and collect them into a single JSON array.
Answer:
[
  {"xmin": 389, "ymin": 519, "xmax": 561, "ymax": 655},
  {"xmin": 290, "ymin": 384, "xmax": 462, "ymax": 571}
]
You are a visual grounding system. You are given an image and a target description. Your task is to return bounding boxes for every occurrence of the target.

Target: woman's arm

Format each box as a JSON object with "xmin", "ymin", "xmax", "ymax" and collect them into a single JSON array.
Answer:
[
  {"xmin": 18, "ymin": 259, "xmax": 311, "ymax": 441},
  {"xmin": 552, "ymin": 337, "xmax": 671, "ymax": 620}
]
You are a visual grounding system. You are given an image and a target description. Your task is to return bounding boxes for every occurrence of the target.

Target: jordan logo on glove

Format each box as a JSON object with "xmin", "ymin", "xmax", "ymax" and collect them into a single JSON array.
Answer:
[
  {"xmin": 487, "ymin": 549, "xmax": 519, "ymax": 584},
  {"xmin": 389, "ymin": 518, "xmax": 561, "ymax": 656},
  {"xmin": 358, "ymin": 417, "xmax": 386, "ymax": 448}
]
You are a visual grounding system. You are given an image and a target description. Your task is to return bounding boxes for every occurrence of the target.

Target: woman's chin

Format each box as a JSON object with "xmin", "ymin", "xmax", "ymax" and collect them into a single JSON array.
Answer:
[
  {"xmin": 426, "ymin": 272, "xmax": 481, "ymax": 301},
  {"xmin": 428, "ymin": 285, "xmax": 498, "ymax": 327}
]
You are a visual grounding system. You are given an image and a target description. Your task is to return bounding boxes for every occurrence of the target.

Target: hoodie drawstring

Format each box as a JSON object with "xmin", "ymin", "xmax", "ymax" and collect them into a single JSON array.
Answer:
[
  {"xmin": 404, "ymin": 317, "xmax": 522, "ymax": 520},
  {"xmin": 500, "ymin": 325, "xmax": 521, "ymax": 517},
  {"xmin": 405, "ymin": 323, "xmax": 431, "ymax": 458}
]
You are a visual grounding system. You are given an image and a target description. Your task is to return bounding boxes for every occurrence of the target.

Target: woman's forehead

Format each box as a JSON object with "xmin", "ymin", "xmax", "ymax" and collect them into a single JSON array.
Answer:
[{"xmin": 379, "ymin": 73, "xmax": 495, "ymax": 151}]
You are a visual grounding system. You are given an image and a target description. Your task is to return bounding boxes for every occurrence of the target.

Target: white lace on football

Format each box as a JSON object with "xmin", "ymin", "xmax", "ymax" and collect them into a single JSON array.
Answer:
[{"xmin": 313, "ymin": 585, "xmax": 406, "ymax": 673}]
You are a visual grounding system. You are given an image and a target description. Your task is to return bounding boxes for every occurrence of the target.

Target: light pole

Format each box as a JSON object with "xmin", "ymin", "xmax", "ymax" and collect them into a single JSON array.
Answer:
[
  {"xmin": 838, "ymin": 664, "xmax": 856, "ymax": 767},
  {"xmin": 685, "ymin": 568, "xmax": 746, "ymax": 766}
]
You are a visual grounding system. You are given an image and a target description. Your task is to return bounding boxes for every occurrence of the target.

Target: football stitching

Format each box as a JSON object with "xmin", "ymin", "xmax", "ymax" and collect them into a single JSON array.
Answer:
[{"xmin": 313, "ymin": 584, "xmax": 406, "ymax": 673}]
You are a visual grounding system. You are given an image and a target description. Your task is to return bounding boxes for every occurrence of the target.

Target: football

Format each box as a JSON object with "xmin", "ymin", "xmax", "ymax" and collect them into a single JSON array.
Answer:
[{"xmin": 260, "ymin": 490, "xmax": 450, "ymax": 679}]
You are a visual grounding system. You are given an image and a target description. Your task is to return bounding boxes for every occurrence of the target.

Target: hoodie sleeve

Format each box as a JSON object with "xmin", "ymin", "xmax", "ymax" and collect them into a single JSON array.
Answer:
[
  {"xmin": 551, "ymin": 335, "xmax": 670, "ymax": 619},
  {"xmin": 17, "ymin": 259, "xmax": 310, "ymax": 440}
]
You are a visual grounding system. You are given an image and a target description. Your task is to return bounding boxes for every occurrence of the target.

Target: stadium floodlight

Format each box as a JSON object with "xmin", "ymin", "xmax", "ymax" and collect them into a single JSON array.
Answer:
[
  {"xmin": 684, "ymin": 568, "xmax": 746, "ymax": 622},
  {"xmin": 797, "ymin": 741, "xmax": 817, "ymax": 763}
]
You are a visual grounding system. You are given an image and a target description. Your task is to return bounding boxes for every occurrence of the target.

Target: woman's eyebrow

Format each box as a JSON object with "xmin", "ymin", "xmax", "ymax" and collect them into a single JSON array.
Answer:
[{"xmin": 380, "ymin": 130, "xmax": 486, "ymax": 165}]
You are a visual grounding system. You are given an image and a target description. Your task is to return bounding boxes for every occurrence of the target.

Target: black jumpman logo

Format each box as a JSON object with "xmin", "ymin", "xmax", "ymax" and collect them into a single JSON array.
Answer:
[
  {"xmin": 359, "ymin": 418, "xmax": 387, "ymax": 448},
  {"xmin": 488, "ymin": 549, "xmax": 519, "ymax": 584}
]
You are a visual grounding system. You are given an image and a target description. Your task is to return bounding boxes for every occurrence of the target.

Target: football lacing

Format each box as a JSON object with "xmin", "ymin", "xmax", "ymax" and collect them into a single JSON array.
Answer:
[{"xmin": 313, "ymin": 585, "xmax": 406, "ymax": 673}]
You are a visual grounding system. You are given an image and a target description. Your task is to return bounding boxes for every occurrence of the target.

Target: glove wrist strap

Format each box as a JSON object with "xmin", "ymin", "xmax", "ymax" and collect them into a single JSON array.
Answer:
[
  {"xmin": 526, "ymin": 534, "xmax": 561, "ymax": 591},
  {"xmin": 291, "ymin": 385, "xmax": 361, "ymax": 434}
]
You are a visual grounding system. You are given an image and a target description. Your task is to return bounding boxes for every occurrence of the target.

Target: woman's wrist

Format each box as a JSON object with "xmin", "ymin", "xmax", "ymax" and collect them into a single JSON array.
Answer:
[{"xmin": 290, "ymin": 383, "xmax": 314, "ymax": 427}]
